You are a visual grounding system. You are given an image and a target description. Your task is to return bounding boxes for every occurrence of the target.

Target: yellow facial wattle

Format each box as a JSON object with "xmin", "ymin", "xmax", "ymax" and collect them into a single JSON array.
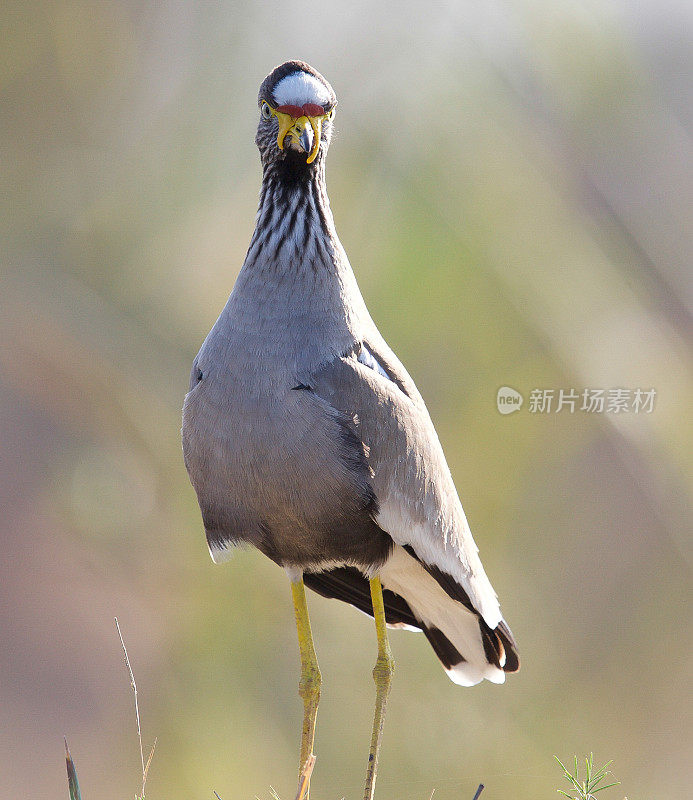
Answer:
[{"xmin": 263, "ymin": 102, "xmax": 328, "ymax": 164}]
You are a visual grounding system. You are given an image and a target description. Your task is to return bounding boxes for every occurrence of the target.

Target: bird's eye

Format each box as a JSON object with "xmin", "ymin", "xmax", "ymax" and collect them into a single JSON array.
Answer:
[
  {"xmin": 325, "ymin": 108, "xmax": 334, "ymax": 121},
  {"xmin": 261, "ymin": 102, "xmax": 273, "ymax": 120}
]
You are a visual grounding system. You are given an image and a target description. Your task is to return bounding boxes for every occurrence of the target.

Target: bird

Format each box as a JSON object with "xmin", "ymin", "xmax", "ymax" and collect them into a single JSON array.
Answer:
[{"xmin": 182, "ymin": 60, "xmax": 519, "ymax": 800}]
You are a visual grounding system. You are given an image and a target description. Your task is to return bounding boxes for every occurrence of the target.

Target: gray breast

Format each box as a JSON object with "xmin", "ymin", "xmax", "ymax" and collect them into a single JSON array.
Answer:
[
  {"xmin": 182, "ymin": 354, "xmax": 392, "ymax": 570},
  {"xmin": 182, "ymin": 269, "xmax": 393, "ymax": 570}
]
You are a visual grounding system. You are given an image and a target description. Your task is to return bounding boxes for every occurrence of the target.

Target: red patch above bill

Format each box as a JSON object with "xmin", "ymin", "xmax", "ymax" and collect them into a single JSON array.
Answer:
[{"xmin": 275, "ymin": 103, "xmax": 327, "ymax": 118}]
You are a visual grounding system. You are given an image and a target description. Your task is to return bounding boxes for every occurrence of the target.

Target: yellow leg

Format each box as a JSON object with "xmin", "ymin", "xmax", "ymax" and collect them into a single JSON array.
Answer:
[
  {"xmin": 363, "ymin": 576, "xmax": 395, "ymax": 800},
  {"xmin": 290, "ymin": 578, "xmax": 321, "ymax": 800}
]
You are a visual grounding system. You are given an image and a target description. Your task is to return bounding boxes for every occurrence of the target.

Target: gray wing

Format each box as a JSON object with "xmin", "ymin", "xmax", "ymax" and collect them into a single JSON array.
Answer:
[{"xmin": 309, "ymin": 334, "xmax": 503, "ymax": 629}]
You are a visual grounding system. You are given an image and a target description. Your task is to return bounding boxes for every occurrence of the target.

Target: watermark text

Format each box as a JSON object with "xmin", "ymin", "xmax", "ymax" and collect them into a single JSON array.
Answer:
[{"xmin": 496, "ymin": 387, "xmax": 656, "ymax": 415}]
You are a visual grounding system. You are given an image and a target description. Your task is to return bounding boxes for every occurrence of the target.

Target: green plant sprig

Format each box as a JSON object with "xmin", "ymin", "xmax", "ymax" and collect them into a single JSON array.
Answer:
[{"xmin": 555, "ymin": 754, "xmax": 621, "ymax": 800}]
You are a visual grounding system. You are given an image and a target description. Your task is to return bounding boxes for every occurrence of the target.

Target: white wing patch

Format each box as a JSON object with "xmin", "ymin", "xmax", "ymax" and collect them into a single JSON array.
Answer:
[
  {"xmin": 376, "ymin": 494, "xmax": 502, "ymax": 629},
  {"xmin": 357, "ymin": 344, "xmax": 390, "ymax": 379},
  {"xmin": 380, "ymin": 546, "xmax": 505, "ymax": 685},
  {"xmin": 273, "ymin": 71, "xmax": 331, "ymax": 108}
]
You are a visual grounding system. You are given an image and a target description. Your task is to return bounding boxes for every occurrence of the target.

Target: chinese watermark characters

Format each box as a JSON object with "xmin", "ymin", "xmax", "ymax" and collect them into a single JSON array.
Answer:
[{"xmin": 496, "ymin": 386, "xmax": 656, "ymax": 415}]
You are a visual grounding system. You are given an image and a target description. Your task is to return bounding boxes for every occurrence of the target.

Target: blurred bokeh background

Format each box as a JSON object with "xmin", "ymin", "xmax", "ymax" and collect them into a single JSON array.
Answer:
[{"xmin": 1, "ymin": 1, "xmax": 691, "ymax": 798}]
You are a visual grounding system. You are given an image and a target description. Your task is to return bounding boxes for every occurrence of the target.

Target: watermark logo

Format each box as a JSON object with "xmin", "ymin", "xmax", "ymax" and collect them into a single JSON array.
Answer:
[
  {"xmin": 497, "ymin": 387, "xmax": 656, "ymax": 415},
  {"xmin": 496, "ymin": 386, "xmax": 524, "ymax": 415}
]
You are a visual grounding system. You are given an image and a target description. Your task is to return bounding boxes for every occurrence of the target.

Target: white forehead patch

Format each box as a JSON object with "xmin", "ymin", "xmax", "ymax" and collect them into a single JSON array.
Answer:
[{"xmin": 273, "ymin": 71, "xmax": 331, "ymax": 108}]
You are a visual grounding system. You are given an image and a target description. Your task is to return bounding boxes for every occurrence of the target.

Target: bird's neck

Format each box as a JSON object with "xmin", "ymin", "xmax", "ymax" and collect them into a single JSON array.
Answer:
[
  {"xmin": 243, "ymin": 157, "xmax": 342, "ymax": 277},
  {"xmin": 227, "ymin": 154, "xmax": 372, "ymax": 370}
]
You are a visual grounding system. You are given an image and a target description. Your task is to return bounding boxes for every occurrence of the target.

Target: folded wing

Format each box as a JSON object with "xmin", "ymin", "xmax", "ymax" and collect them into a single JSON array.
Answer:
[{"xmin": 309, "ymin": 332, "xmax": 519, "ymax": 684}]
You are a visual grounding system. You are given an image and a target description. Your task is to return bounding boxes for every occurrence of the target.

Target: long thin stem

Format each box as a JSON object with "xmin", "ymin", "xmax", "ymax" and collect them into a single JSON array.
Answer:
[{"xmin": 115, "ymin": 617, "xmax": 146, "ymax": 796}]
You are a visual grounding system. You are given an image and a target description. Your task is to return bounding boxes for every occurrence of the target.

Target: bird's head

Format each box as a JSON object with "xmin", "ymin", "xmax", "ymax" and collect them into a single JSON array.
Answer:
[{"xmin": 256, "ymin": 61, "xmax": 337, "ymax": 172}]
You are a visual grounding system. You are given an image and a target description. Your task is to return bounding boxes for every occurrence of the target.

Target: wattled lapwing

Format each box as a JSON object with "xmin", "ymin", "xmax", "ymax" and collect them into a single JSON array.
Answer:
[{"xmin": 182, "ymin": 60, "xmax": 519, "ymax": 800}]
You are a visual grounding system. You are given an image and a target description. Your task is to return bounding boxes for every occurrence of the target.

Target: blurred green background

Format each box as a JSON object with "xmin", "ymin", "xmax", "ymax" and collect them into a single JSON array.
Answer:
[{"xmin": 1, "ymin": 1, "xmax": 691, "ymax": 798}]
